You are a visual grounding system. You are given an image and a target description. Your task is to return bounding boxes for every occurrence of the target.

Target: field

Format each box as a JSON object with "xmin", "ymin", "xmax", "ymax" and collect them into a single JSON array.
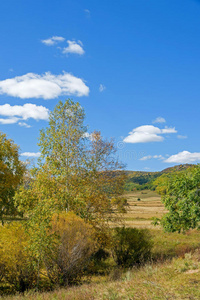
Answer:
[{"xmin": 123, "ymin": 190, "xmax": 166, "ymax": 228}]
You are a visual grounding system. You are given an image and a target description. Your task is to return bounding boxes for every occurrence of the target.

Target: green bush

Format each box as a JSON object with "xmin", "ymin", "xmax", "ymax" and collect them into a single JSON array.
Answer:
[{"xmin": 112, "ymin": 227, "xmax": 153, "ymax": 267}]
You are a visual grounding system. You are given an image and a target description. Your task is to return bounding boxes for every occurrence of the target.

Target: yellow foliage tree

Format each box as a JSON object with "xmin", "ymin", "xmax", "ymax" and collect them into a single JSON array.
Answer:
[{"xmin": 0, "ymin": 132, "xmax": 25, "ymax": 224}]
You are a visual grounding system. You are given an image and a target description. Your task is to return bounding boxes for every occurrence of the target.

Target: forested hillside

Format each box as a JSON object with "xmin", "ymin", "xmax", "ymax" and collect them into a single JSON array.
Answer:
[{"xmin": 125, "ymin": 164, "xmax": 194, "ymax": 191}]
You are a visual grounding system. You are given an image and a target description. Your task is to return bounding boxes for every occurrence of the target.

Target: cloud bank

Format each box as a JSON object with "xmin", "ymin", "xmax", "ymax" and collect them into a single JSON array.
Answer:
[
  {"xmin": 0, "ymin": 72, "xmax": 89, "ymax": 99},
  {"xmin": 123, "ymin": 125, "xmax": 177, "ymax": 144}
]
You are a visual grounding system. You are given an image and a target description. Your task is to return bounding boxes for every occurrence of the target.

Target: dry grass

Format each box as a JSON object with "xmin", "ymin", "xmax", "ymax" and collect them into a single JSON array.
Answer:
[
  {"xmin": 122, "ymin": 190, "xmax": 167, "ymax": 228},
  {"xmin": 4, "ymin": 251, "xmax": 200, "ymax": 299},
  {"xmin": 2, "ymin": 190, "xmax": 200, "ymax": 299}
]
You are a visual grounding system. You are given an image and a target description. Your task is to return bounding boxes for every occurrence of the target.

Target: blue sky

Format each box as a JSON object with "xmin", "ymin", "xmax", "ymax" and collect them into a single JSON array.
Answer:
[{"xmin": 0, "ymin": 0, "xmax": 200, "ymax": 171}]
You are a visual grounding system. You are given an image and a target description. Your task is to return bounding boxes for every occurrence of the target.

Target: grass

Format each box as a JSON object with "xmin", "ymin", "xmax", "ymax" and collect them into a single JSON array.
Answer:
[
  {"xmin": 3, "ymin": 251, "xmax": 200, "ymax": 299},
  {"xmin": 2, "ymin": 190, "xmax": 200, "ymax": 299},
  {"xmin": 122, "ymin": 190, "xmax": 166, "ymax": 228}
]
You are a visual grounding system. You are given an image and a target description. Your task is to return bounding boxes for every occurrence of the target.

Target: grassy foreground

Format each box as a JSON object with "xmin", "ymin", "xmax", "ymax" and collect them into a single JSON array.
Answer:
[
  {"xmin": 2, "ymin": 190, "xmax": 200, "ymax": 299},
  {"xmin": 3, "ymin": 251, "xmax": 200, "ymax": 300}
]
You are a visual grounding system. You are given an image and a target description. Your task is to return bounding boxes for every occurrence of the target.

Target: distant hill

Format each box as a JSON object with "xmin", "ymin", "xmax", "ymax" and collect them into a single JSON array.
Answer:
[
  {"xmin": 125, "ymin": 164, "xmax": 194, "ymax": 191},
  {"xmin": 160, "ymin": 164, "xmax": 194, "ymax": 174}
]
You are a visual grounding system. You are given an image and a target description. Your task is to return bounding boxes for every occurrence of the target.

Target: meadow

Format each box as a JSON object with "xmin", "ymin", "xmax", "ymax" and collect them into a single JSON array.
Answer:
[{"xmin": 123, "ymin": 190, "xmax": 166, "ymax": 229}]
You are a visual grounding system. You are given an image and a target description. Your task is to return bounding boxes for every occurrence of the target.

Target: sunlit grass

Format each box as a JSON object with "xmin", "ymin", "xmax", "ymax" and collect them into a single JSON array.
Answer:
[{"xmin": 4, "ymin": 251, "xmax": 200, "ymax": 299}]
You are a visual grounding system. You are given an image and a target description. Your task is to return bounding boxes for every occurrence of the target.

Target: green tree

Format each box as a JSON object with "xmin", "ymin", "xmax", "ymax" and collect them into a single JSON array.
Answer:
[
  {"xmin": 154, "ymin": 165, "xmax": 200, "ymax": 232},
  {"xmin": 0, "ymin": 132, "xmax": 25, "ymax": 224}
]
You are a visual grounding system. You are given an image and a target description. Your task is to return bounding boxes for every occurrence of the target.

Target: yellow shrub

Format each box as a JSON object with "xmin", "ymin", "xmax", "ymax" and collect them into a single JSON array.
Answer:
[
  {"xmin": 45, "ymin": 212, "xmax": 97, "ymax": 285},
  {"xmin": 0, "ymin": 222, "xmax": 37, "ymax": 293}
]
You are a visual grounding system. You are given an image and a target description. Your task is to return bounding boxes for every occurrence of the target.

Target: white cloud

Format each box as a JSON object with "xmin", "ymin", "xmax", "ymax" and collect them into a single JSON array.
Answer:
[
  {"xmin": 164, "ymin": 151, "xmax": 200, "ymax": 164},
  {"xmin": 0, "ymin": 117, "xmax": 19, "ymax": 124},
  {"xmin": 0, "ymin": 103, "xmax": 49, "ymax": 126},
  {"xmin": 0, "ymin": 72, "xmax": 89, "ymax": 99},
  {"xmin": 0, "ymin": 103, "xmax": 49, "ymax": 120},
  {"xmin": 18, "ymin": 122, "xmax": 31, "ymax": 128},
  {"xmin": 41, "ymin": 36, "xmax": 65, "ymax": 46},
  {"xmin": 99, "ymin": 84, "xmax": 106, "ymax": 92},
  {"xmin": 140, "ymin": 154, "xmax": 164, "ymax": 161},
  {"xmin": 84, "ymin": 9, "xmax": 90, "ymax": 15},
  {"xmin": 162, "ymin": 127, "xmax": 177, "ymax": 134},
  {"xmin": 177, "ymin": 135, "xmax": 187, "ymax": 139},
  {"xmin": 153, "ymin": 117, "xmax": 166, "ymax": 124},
  {"xmin": 123, "ymin": 125, "xmax": 177, "ymax": 144},
  {"xmin": 62, "ymin": 40, "xmax": 85, "ymax": 55},
  {"xmin": 21, "ymin": 152, "xmax": 41, "ymax": 158}
]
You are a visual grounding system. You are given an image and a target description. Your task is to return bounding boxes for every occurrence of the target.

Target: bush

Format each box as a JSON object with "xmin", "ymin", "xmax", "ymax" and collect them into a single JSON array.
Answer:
[
  {"xmin": 112, "ymin": 227, "xmax": 153, "ymax": 267},
  {"xmin": 0, "ymin": 222, "xmax": 37, "ymax": 293},
  {"xmin": 44, "ymin": 212, "xmax": 97, "ymax": 286}
]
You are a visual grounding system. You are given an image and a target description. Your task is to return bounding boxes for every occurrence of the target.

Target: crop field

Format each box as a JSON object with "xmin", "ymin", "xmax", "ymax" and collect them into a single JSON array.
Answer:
[{"xmin": 123, "ymin": 190, "xmax": 167, "ymax": 228}]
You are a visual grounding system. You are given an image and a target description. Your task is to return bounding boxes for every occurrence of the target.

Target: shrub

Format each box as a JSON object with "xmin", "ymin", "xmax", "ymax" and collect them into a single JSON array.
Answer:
[
  {"xmin": 0, "ymin": 222, "xmax": 37, "ymax": 293},
  {"xmin": 112, "ymin": 227, "xmax": 153, "ymax": 267},
  {"xmin": 44, "ymin": 212, "xmax": 97, "ymax": 286}
]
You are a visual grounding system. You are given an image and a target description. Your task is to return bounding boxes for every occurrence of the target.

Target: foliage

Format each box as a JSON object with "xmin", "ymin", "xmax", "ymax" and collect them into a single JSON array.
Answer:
[
  {"xmin": 125, "ymin": 164, "xmax": 194, "ymax": 192},
  {"xmin": 11, "ymin": 99, "xmax": 127, "ymax": 292},
  {"xmin": 44, "ymin": 212, "xmax": 97, "ymax": 286},
  {"xmin": 15, "ymin": 99, "xmax": 127, "ymax": 232},
  {"xmin": 0, "ymin": 222, "xmax": 37, "ymax": 293},
  {"xmin": 153, "ymin": 173, "xmax": 171, "ymax": 195},
  {"xmin": 154, "ymin": 165, "xmax": 200, "ymax": 232},
  {"xmin": 112, "ymin": 227, "xmax": 153, "ymax": 267},
  {"xmin": 4, "ymin": 252, "xmax": 200, "ymax": 300},
  {"xmin": 37, "ymin": 100, "xmax": 127, "ymax": 225},
  {"xmin": 0, "ymin": 132, "xmax": 25, "ymax": 224}
]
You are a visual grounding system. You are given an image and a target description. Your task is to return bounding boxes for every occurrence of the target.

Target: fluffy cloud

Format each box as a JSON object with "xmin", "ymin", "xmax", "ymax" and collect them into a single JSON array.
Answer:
[
  {"xmin": 140, "ymin": 154, "xmax": 164, "ymax": 161},
  {"xmin": 0, "ymin": 103, "xmax": 49, "ymax": 120},
  {"xmin": 62, "ymin": 40, "xmax": 84, "ymax": 55},
  {"xmin": 21, "ymin": 152, "xmax": 41, "ymax": 158},
  {"xmin": 123, "ymin": 125, "xmax": 177, "ymax": 144},
  {"xmin": 99, "ymin": 84, "xmax": 106, "ymax": 92},
  {"xmin": 0, "ymin": 72, "xmax": 89, "ymax": 99},
  {"xmin": 0, "ymin": 103, "xmax": 49, "ymax": 126},
  {"xmin": 152, "ymin": 117, "xmax": 166, "ymax": 124},
  {"xmin": 41, "ymin": 36, "xmax": 65, "ymax": 46},
  {"xmin": 164, "ymin": 151, "xmax": 200, "ymax": 164}
]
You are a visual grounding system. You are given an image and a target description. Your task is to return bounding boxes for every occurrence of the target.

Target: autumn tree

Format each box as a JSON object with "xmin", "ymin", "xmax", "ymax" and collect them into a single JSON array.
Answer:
[
  {"xmin": 0, "ymin": 132, "xmax": 25, "ymax": 224},
  {"xmin": 34, "ymin": 99, "xmax": 127, "ymax": 226},
  {"xmin": 15, "ymin": 99, "xmax": 127, "ymax": 285}
]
